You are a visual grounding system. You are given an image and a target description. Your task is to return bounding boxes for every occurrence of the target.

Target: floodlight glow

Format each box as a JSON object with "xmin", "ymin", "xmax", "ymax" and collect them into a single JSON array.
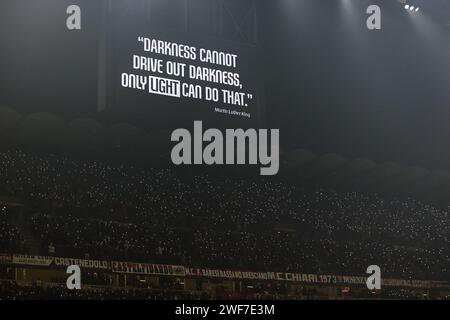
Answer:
[{"xmin": 404, "ymin": 3, "xmax": 420, "ymax": 13}]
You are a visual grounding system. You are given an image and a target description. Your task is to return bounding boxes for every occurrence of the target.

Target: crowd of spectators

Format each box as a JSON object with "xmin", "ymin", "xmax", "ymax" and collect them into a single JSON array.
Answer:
[
  {"xmin": 0, "ymin": 149, "xmax": 449, "ymax": 281},
  {"xmin": 0, "ymin": 206, "xmax": 25, "ymax": 253},
  {"xmin": 0, "ymin": 280, "xmax": 212, "ymax": 300}
]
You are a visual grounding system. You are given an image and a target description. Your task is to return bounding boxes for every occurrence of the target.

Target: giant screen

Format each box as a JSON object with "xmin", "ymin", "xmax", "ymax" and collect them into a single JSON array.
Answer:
[{"xmin": 0, "ymin": 0, "xmax": 264, "ymax": 129}]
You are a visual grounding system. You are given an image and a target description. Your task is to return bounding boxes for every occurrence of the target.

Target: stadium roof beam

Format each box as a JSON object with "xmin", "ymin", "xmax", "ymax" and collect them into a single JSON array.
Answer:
[{"xmin": 212, "ymin": 0, "xmax": 259, "ymax": 45}]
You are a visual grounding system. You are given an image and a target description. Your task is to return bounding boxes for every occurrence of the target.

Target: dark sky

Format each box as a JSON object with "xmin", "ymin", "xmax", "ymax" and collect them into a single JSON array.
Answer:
[{"xmin": 1, "ymin": 0, "xmax": 450, "ymax": 170}]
